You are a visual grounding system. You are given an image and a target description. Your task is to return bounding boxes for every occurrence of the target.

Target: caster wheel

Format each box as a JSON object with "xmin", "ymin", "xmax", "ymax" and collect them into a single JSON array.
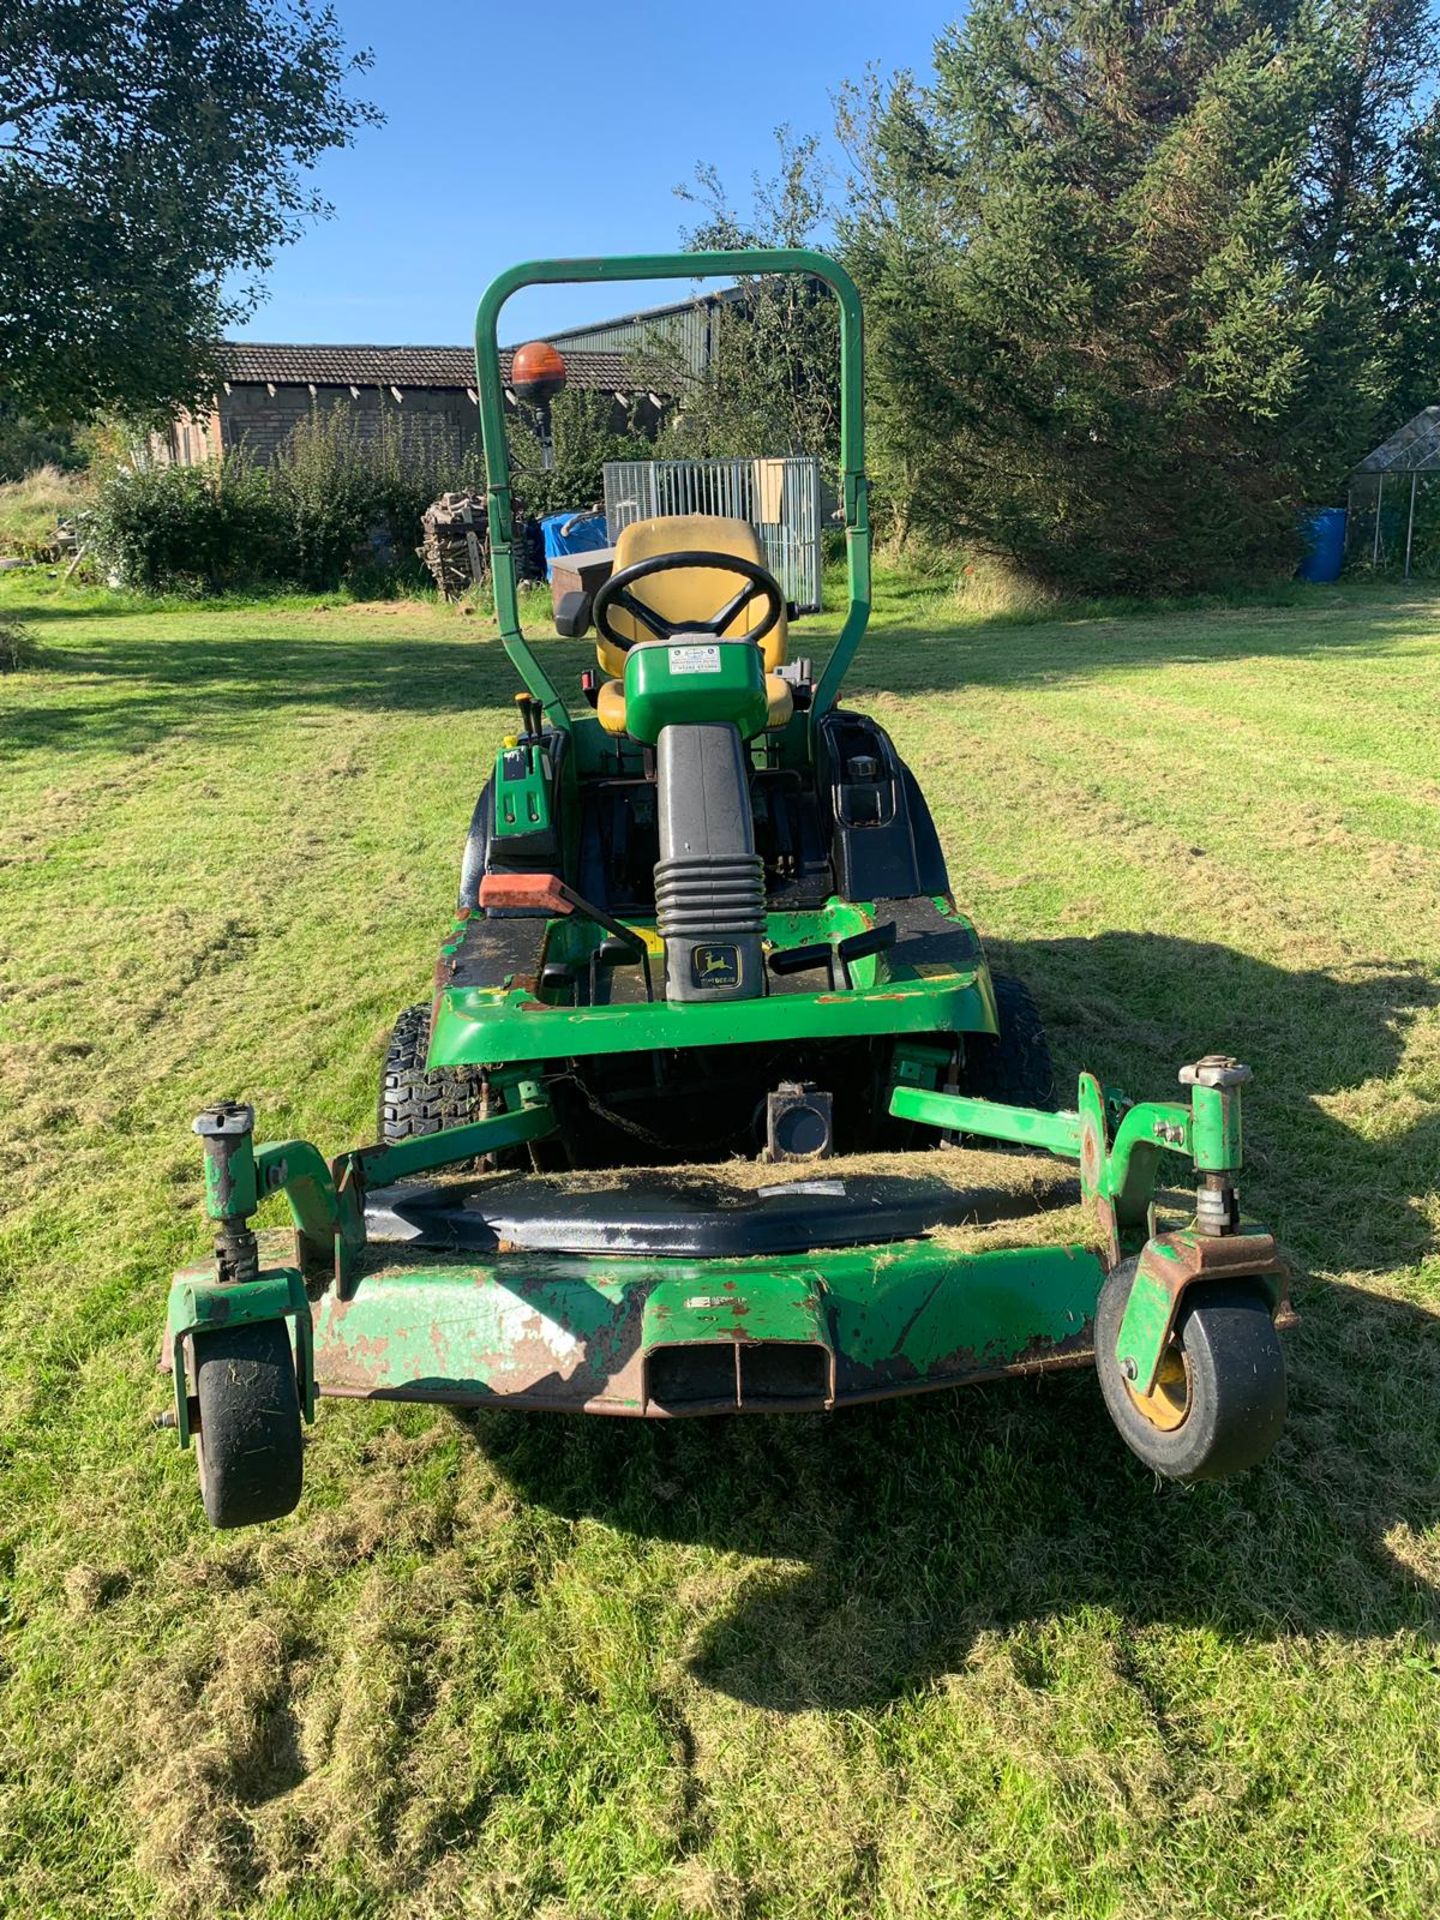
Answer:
[
  {"xmin": 193, "ymin": 1319, "xmax": 303, "ymax": 1528},
  {"xmin": 1096, "ymin": 1259, "xmax": 1286, "ymax": 1482}
]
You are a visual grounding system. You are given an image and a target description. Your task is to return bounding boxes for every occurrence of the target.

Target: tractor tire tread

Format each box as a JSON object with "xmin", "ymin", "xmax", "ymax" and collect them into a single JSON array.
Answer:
[
  {"xmin": 378, "ymin": 1003, "xmax": 483, "ymax": 1144},
  {"xmin": 963, "ymin": 972, "xmax": 1056, "ymax": 1110}
]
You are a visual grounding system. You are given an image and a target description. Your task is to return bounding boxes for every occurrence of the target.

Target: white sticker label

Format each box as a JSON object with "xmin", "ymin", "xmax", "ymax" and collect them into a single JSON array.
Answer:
[{"xmin": 668, "ymin": 644, "xmax": 722, "ymax": 674}]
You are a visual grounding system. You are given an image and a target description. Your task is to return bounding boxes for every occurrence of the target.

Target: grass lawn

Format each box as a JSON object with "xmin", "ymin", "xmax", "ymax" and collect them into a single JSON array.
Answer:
[{"xmin": 1, "ymin": 568, "xmax": 1438, "ymax": 1919}]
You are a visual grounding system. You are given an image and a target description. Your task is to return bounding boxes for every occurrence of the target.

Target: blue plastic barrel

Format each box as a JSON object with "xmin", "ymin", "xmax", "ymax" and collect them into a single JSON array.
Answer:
[
  {"xmin": 541, "ymin": 511, "xmax": 609, "ymax": 579},
  {"xmin": 1298, "ymin": 507, "xmax": 1347, "ymax": 583}
]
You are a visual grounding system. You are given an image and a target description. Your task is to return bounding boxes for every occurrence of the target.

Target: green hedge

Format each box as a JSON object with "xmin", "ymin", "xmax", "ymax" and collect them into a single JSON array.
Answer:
[
  {"xmin": 87, "ymin": 394, "xmax": 660, "ymax": 595},
  {"xmin": 86, "ymin": 460, "xmax": 282, "ymax": 593},
  {"xmin": 87, "ymin": 408, "xmax": 473, "ymax": 594}
]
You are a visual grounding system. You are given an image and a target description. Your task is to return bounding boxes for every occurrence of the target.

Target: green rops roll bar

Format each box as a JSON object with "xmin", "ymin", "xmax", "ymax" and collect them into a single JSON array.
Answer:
[{"xmin": 473, "ymin": 250, "xmax": 869, "ymax": 734}]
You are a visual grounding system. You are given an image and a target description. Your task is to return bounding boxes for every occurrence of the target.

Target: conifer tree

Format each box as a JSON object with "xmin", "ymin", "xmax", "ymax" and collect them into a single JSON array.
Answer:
[{"xmin": 841, "ymin": 0, "xmax": 1440, "ymax": 590}]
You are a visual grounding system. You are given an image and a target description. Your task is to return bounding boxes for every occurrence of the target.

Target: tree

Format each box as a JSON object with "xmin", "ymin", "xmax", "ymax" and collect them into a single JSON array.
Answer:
[
  {"xmin": 670, "ymin": 129, "xmax": 841, "ymax": 468},
  {"xmin": 508, "ymin": 388, "xmax": 657, "ymax": 518},
  {"xmin": 840, "ymin": 0, "xmax": 1440, "ymax": 592},
  {"xmin": 0, "ymin": 0, "xmax": 379, "ymax": 428},
  {"xmin": 0, "ymin": 396, "xmax": 83, "ymax": 480}
]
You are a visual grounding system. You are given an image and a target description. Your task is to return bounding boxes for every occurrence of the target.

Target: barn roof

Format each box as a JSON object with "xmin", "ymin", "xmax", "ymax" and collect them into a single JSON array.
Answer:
[
  {"xmin": 1354, "ymin": 406, "xmax": 1440, "ymax": 474},
  {"xmin": 219, "ymin": 341, "xmax": 654, "ymax": 394}
]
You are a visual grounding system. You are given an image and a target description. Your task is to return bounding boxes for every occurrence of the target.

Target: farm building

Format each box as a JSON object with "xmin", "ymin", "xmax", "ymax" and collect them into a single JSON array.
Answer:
[
  {"xmin": 154, "ymin": 340, "xmax": 671, "ymax": 469},
  {"xmin": 153, "ymin": 290, "xmax": 748, "ymax": 468},
  {"xmin": 541, "ymin": 287, "xmax": 745, "ymax": 376}
]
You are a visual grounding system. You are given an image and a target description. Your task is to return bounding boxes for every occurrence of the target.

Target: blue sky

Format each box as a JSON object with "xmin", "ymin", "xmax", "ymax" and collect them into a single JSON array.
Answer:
[{"xmin": 233, "ymin": 0, "xmax": 947, "ymax": 347}]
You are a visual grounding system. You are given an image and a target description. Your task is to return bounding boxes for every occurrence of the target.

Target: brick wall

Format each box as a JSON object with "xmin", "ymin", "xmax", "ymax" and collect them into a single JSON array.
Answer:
[
  {"xmin": 155, "ymin": 380, "xmax": 657, "ymax": 471},
  {"xmin": 151, "ymin": 406, "xmax": 223, "ymax": 465}
]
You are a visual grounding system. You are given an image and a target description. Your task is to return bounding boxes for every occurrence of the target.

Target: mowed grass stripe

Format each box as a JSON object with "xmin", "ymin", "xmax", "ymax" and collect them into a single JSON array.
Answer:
[
  {"xmin": 892, "ymin": 707, "xmax": 1440, "ymax": 1284},
  {"xmin": 0, "ymin": 575, "xmax": 1438, "ymax": 1919},
  {"xmin": 922, "ymin": 705, "xmax": 1440, "ymax": 960}
]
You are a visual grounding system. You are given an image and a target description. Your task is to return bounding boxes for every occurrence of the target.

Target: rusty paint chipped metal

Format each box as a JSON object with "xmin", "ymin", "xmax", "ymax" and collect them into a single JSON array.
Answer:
[
  {"xmin": 285, "ymin": 1235, "xmax": 1113, "ymax": 1417},
  {"xmin": 1114, "ymin": 1229, "xmax": 1288, "ymax": 1395}
]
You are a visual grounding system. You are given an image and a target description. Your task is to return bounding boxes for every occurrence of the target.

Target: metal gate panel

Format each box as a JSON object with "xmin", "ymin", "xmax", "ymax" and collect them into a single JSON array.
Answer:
[{"xmin": 604, "ymin": 457, "xmax": 822, "ymax": 610}]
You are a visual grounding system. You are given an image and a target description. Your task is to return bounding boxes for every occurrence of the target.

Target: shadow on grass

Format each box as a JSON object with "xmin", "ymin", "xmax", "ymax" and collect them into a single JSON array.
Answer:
[
  {"xmin": 5, "ymin": 586, "xmax": 1436, "ymax": 758},
  {"xmin": 465, "ymin": 933, "xmax": 1440, "ymax": 1711},
  {"xmin": 473, "ymin": 1277, "xmax": 1439, "ymax": 1712},
  {"xmin": 0, "ymin": 630, "xmax": 569, "ymax": 758},
  {"xmin": 1015, "ymin": 933, "xmax": 1440, "ymax": 1282}
]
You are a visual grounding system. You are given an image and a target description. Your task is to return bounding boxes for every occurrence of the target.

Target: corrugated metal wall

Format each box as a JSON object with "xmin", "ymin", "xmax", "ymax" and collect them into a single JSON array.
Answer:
[
  {"xmin": 604, "ymin": 457, "xmax": 823, "ymax": 611},
  {"xmin": 545, "ymin": 291, "xmax": 744, "ymax": 380},
  {"xmin": 546, "ymin": 305, "xmax": 713, "ymax": 379}
]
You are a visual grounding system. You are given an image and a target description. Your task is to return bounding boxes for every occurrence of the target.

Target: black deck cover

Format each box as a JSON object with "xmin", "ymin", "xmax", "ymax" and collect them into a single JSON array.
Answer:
[{"xmin": 364, "ymin": 1163, "xmax": 1069, "ymax": 1258}]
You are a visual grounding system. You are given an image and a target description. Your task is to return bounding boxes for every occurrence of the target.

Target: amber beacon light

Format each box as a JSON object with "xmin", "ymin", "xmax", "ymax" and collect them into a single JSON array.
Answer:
[{"xmin": 509, "ymin": 340, "xmax": 568, "ymax": 405}]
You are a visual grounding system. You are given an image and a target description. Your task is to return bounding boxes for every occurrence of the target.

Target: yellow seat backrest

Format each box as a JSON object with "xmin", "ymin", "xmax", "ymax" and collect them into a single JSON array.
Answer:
[{"xmin": 597, "ymin": 514, "xmax": 788, "ymax": 680}]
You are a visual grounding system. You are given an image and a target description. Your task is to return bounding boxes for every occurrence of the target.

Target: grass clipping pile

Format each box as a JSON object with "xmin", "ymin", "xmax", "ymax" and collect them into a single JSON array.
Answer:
[{"xmin": 475, "ymin": 1144, "xmax": 1101, "ymax": 1258}]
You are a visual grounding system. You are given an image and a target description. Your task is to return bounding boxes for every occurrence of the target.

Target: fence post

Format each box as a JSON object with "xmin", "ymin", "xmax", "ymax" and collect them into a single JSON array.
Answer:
[{"xmin": 1373, "ymin": 474, "xmax": 1384, "ymax": 567}]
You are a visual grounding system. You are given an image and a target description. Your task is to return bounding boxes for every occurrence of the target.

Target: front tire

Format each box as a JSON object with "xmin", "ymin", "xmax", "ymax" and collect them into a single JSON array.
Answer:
[
  {"xmin": 1095, "ymin": 1261, "xmax": 1286, "ymax": 1482},
  {"xmin": 378, "ymin": 1002, "xmax": 483, "ymax": 1144},
  {"xmin": 962, "ymin": 971, "xmax": 1056, "ymax": 1108},
  {"xmin": 193, "ymin": 1320, "xmax": 303, "ymax": 1528}
]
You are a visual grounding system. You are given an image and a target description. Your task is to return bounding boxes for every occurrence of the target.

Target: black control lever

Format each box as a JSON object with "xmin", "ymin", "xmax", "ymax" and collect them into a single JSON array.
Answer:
[
  {"xmin": 769, "ymin": 940, "xmax": 834, "ymax": 980},
  {"xmin": 836, "ymin": 922, "xmax": 897, "ymax": 965},
  {"xmin": 768, "ymin": 921, "xmax": 897, "ymax": 991}
]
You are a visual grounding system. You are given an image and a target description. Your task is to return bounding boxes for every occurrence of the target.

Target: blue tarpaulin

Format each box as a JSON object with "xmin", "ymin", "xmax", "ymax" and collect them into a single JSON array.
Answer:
[{"xmin": 541, "ymin": 512, "xmax": 609, "ymax": 579}]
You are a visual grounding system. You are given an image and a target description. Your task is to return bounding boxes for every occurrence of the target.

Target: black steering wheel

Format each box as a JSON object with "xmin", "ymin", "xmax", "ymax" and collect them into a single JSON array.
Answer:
[{"xmin": 592, "ymin": 549, "xmax": 785, "ymax": 653}]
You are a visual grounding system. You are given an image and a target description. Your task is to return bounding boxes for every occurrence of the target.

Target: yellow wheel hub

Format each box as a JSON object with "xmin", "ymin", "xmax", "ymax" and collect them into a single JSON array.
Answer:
[{"xmin": 1125, "ymin": 1344, "xmax": 1191, "ymax": 1432}]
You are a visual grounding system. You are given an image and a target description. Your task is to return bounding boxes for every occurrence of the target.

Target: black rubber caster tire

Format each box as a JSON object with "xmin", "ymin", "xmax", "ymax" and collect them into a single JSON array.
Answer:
[
  {"xmin": 1095, "ymin": 1260, "xmax": 1286, "ymax": 1482},
  {"xmin": 963, "ymin": 973, "xmax": 1056, "ymax": 1110},
  {"xmin": 193, "ymin": 1320, "xmax": 303, "ymax": 1528}
]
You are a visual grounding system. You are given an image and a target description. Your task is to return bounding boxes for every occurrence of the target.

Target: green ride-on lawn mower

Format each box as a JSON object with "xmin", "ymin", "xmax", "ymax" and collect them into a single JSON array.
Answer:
[{"xmin": 161, "ymin": 250, "xmax": 1291, "ymax": 1528}]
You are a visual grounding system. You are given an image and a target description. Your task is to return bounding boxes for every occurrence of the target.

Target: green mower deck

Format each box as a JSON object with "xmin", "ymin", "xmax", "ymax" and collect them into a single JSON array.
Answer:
[
  {"xmin": 229, "ymin": 1229, "xmax": 1105, "ymax": 1417},
  {"xmin": 164, "ymin": 1063, "xmax": 1287, "ymax": 1427}
]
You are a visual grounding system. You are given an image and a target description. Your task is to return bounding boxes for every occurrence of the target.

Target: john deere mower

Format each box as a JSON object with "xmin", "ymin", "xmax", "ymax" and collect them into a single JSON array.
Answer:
[{"xmin": 161, "ymin": 250, "xmax": 1290, "ymax": 1528}]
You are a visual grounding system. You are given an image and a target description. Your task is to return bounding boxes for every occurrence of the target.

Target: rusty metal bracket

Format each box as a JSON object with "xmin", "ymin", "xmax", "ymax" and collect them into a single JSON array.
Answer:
[
  {"xmin": 1114, "ymin": 1229, "xmax": 1289, "ymax": 1396},
  {"xmin": 166, "ymin": 1265, "xmax": 314, "ymax": 1447},
  {"xmin": 255, "ymin": 1138, "xmax": 347, "ymax": 1277}
]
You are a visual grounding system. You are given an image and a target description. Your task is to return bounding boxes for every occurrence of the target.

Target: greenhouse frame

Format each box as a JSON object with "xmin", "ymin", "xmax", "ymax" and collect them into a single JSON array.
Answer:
[{"xmin": 1347, "ymin": 405, "xmax": 1440, "ymax": 577}]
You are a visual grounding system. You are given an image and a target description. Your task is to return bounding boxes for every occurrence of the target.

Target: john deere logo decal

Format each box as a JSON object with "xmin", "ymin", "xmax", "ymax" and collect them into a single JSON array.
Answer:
[{"xmin": 692, "ymin": 944, "xmax": 740, "ymax": 989}]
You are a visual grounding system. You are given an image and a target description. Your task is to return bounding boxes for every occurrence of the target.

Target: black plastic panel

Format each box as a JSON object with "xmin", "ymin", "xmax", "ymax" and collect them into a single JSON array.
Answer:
[
  {"xmin": 819, "ymin": 710, "xmax": 951, "ymax": 900},
  {"xmin": 456, "ymin": 779, "xmax": 494, "ymax": 912},
  {"xmin": 363, "ymin": 1165, "xmax": 1071, "ymax": 1257}
]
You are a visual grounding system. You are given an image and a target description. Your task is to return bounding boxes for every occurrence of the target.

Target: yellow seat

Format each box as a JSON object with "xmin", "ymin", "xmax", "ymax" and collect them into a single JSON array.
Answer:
[
  {"xmin": 596, "ymin": 514, "xmax": 791, "ymax": 736},
  {"xmin": 596, "ymin": 676, "xmax": 629, "ymax": 736}
]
